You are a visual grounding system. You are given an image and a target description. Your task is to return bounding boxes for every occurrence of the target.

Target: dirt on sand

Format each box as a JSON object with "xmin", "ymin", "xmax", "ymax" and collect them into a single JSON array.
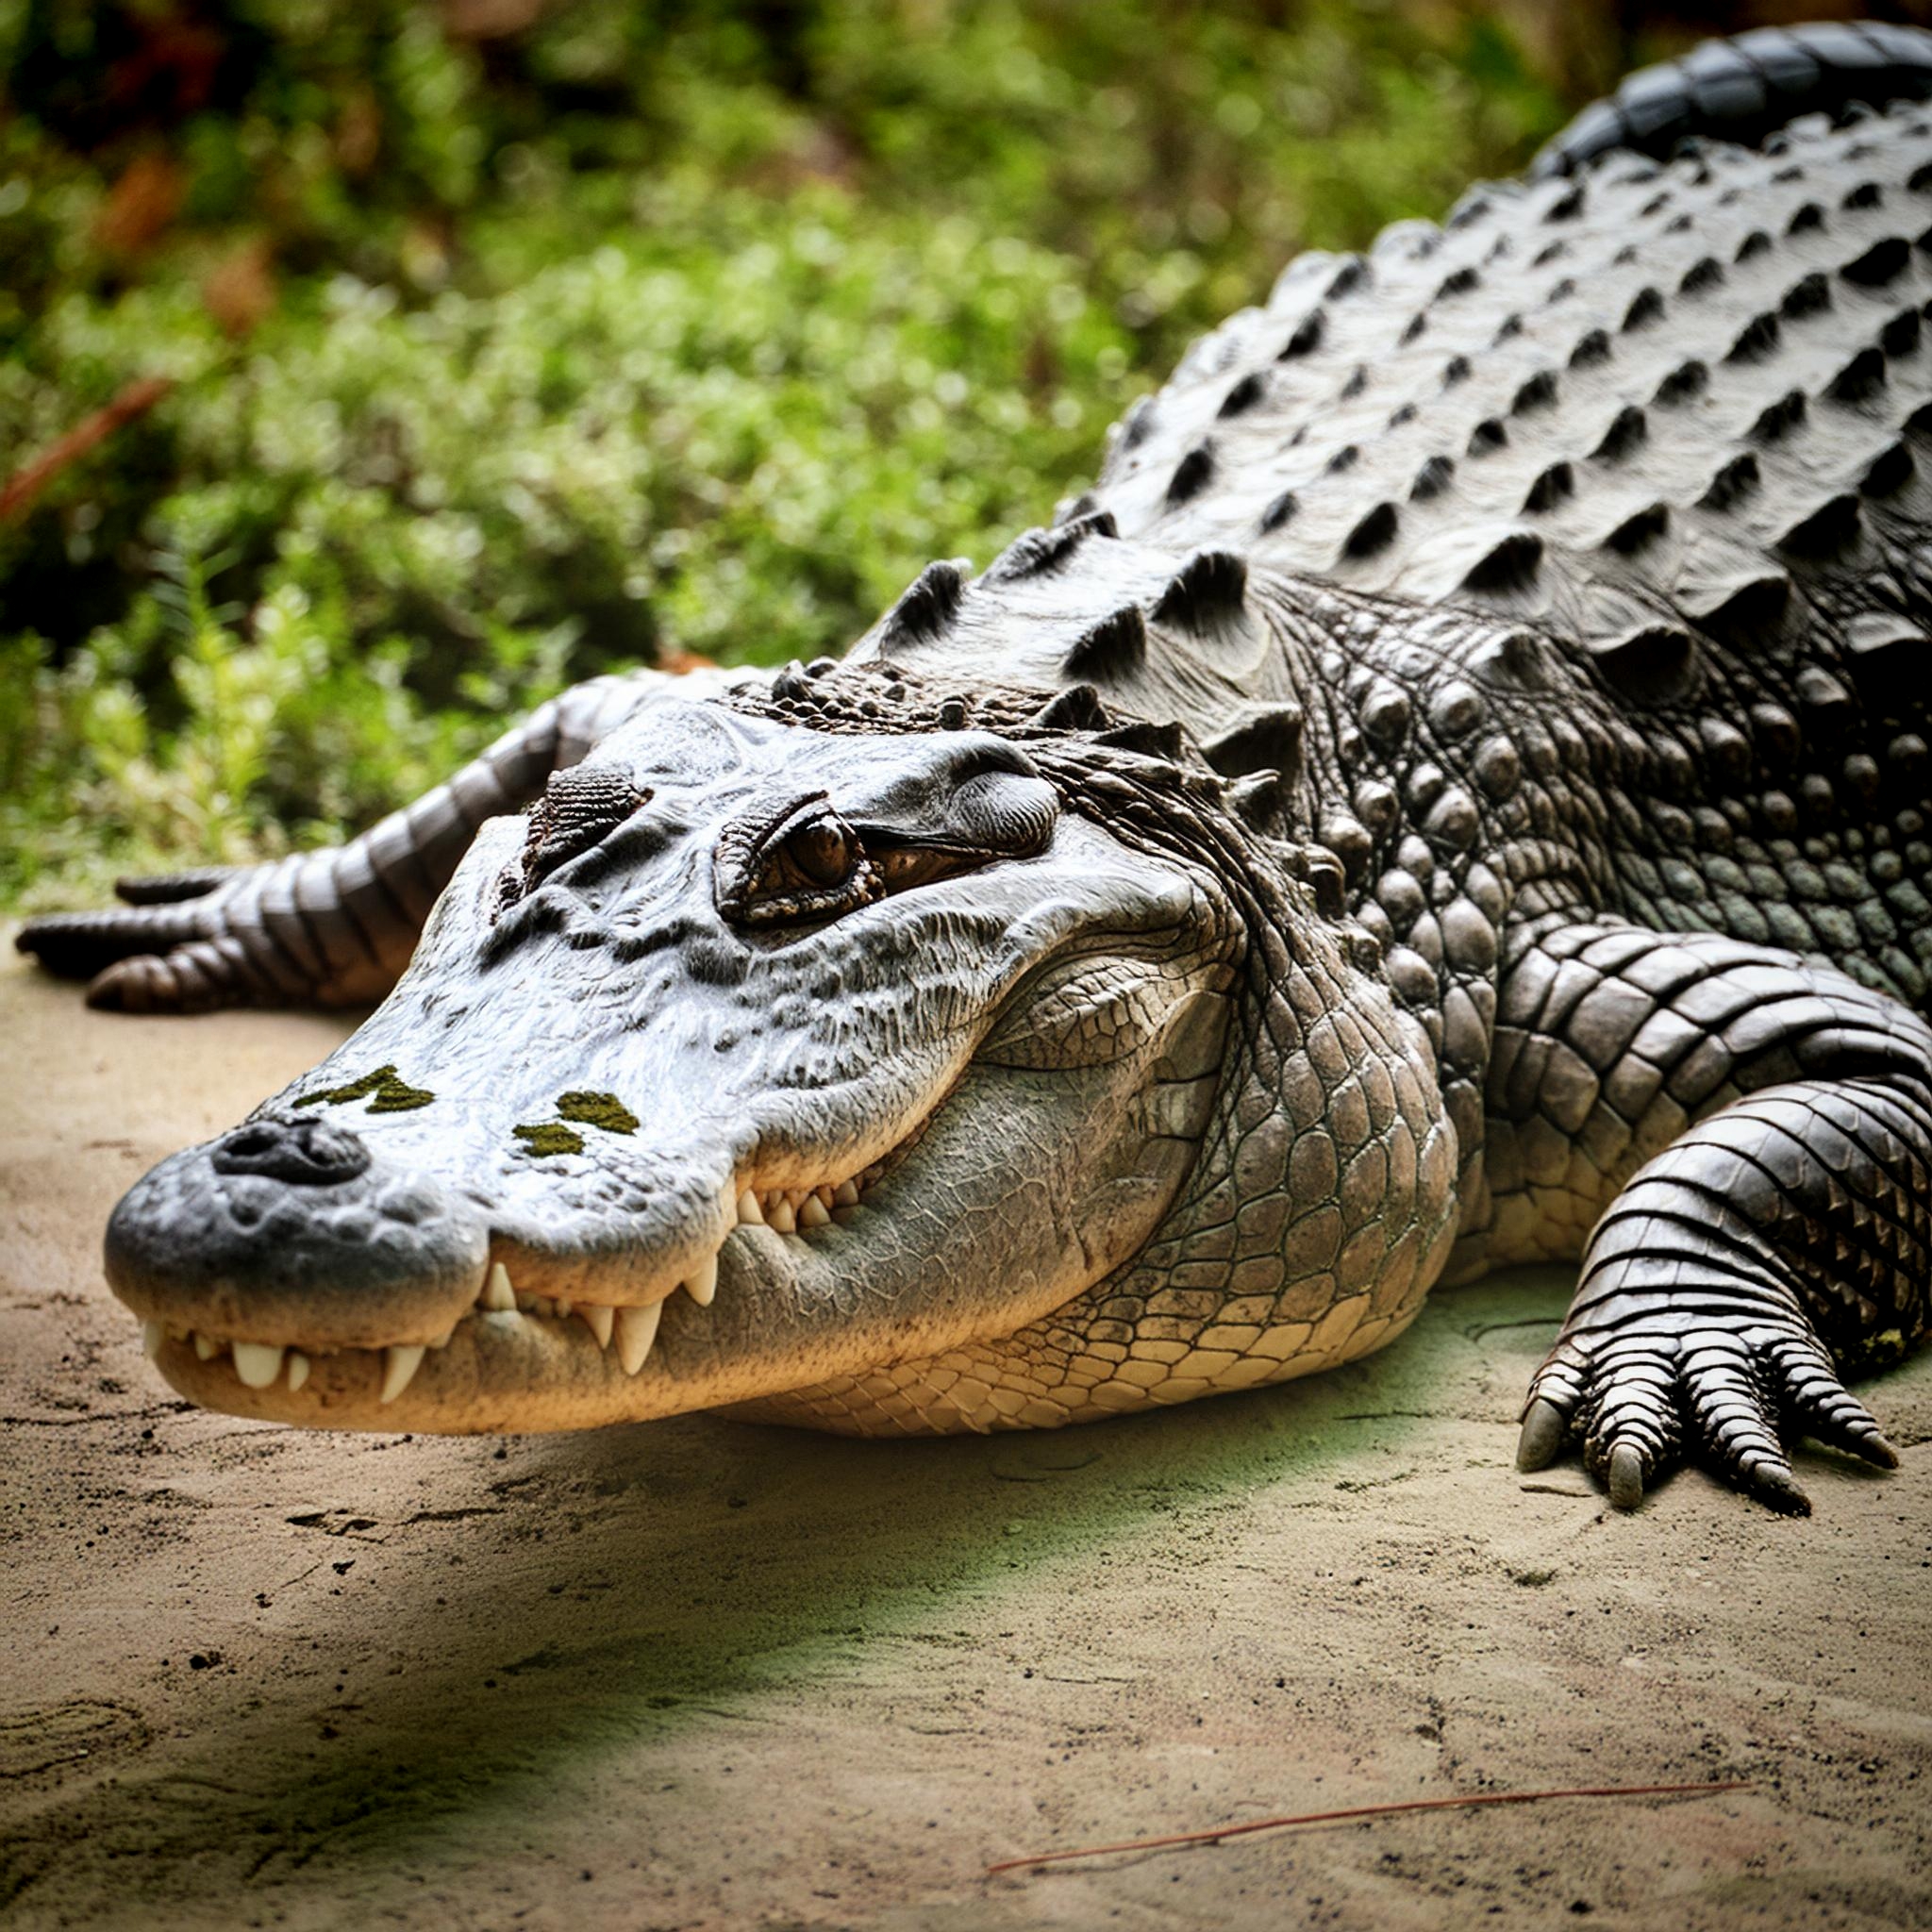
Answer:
[{"xmin": 1, "ymin": 936, "xmax": 1927, "ymax": 1931}]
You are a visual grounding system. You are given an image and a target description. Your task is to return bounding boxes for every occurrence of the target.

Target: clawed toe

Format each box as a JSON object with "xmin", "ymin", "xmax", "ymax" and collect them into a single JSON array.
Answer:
[
  {"xmin": 1515, "ymin": 1395, "xmax": 1569, "ymax": 1472},
  {"xmin": 1606, "ymin": 1441, "xmax": 1647, "ymax": 1510}
]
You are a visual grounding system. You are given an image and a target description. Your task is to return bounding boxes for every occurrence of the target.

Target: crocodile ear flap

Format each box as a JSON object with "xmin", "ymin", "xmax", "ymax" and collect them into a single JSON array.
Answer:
[{"xmin": 1198, "ymin": 702, "xmax": 1306, "ymax": 782}]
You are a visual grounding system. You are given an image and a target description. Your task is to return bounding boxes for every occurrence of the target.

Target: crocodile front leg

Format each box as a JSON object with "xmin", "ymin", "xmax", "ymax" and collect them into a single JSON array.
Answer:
[
  {"xmin": 15, "ymin": 671, "xmax": 677, "ymax": 1012},
  {"xmin": 1485, "ymin": 924, "xmax": 1932, "ymax": 1512}
]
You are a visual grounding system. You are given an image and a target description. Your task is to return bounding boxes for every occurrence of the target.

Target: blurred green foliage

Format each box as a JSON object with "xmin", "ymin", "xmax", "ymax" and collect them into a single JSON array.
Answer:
[{"xmin": 0, "ymin": 0, "xmax": 1591, "ymax": 904}]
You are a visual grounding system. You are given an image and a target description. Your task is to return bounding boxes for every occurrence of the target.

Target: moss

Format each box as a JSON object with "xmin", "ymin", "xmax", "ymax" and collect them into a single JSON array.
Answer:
[
  {"xmin": 296, "ymin": 1064, "xmax": 435, "ymax": 1113},
  {"xmin": 556, "ymin": 1091, "xmax": 640, "ymax": 1135},
  {"xmin": 367, "ymin": 1074, "xmax": 436, "ymax": 1114},
  {"xmin": 513, "ymin": 1122, "xmax": 586, "ymax": 1158}
]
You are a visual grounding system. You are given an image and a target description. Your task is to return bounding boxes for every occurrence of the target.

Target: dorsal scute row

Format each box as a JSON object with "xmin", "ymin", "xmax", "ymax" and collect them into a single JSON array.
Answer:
[
  {"xmin": 1074, "ymin": 102, "xmax": 1932, "ymax": 733},
  {"xmin": 856, "ymin": 509, "xmax": 1281, "ymax": 737}
]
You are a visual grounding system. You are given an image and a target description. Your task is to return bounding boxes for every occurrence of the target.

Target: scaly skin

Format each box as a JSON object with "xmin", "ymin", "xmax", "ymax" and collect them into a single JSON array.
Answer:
[{"xmin": 19, "ymin": 27, "xmax": 1932, "ymax": 1512}]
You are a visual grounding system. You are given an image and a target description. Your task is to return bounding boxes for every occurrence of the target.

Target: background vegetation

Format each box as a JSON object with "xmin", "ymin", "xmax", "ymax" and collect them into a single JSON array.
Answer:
[{"xmin": 0, "ymin": 1, "xmax": 1913, "ymax": 903}]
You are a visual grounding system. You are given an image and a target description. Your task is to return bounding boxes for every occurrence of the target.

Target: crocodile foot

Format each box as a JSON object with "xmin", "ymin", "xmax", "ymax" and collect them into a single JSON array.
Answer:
[{"xmin": 1517, "ymin": 1311, "xmax": 1899, "ymax": 1515}]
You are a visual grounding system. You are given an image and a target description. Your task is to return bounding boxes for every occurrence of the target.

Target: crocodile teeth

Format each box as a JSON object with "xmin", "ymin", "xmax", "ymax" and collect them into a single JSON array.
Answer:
[
  {"xmin": 380, "ymin": 1343, "xmax": 426, "ymax": 1405},
  {"xmin": 798, "ymin": 1194, "xmax": 831, "ymax": 1228},
  {"xmin": 142, "ymin": 1321, "xmax": 163, "ymax": 1361},
  {"xmin": 580, "ymin": 1303, "xmax": 615, "ymax": 1349},
  {"xmin": 615, "ymin": 1302, "xmax": 661, "ymax": 1376},
  {"xmin": 767, "ymin": 1196, "xmax": 797, "ymax": 1234},
  {"xmin": 833, "ymin": 1179, "xmax": 859, "ymax": 1208},
  {"xmin": 193, "ymin": 1332, "xmax": 223, "ymax": 1362},
  {"xmin": 483, "ymin": 1261, "xmax": 516, "ymax": 1311},
  {"xmin": 737, "ymin": 1189, "xmax": 764, "ymax": 1226},
  {"xmin": 287, "ymin": 1351, "xmax": 311, "ymax": 1393},
  {"xmin": 685, "ymin": 1256, "xmax": 718, "ymax": 1307},
  {"xmin": 233, "ymin": 1341, "xmax": 286, "ymax": 1390}
]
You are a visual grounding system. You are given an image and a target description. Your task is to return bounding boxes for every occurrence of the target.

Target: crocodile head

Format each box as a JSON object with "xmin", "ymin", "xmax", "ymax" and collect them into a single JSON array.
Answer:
[
  {"xmin": 105, "ymin": 669, "xmax": 1456, "ymax": 1435},
  {"xmin": 105, "ymin": 679, "xmax": 1240, "ymax": 1429}
]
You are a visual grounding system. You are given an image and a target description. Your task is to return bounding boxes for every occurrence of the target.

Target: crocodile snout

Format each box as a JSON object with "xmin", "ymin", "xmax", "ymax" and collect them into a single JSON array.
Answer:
[{"xmin": 106, "ymin": 1117, "xmax": 490, "ymax": 1358}]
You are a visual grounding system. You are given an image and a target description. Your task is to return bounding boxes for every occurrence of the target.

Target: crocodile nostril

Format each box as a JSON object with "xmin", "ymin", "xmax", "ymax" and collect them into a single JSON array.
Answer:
[{"xmin": 210, "ymin": 1116, "xmax": 373, "ymax": 1187}]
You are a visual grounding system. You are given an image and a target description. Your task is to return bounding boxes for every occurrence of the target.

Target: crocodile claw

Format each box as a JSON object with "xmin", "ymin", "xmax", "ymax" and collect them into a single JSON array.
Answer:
[{"xmin": 1518, "ymin": 1320, "xmax": 1897, "ymax": 1514}]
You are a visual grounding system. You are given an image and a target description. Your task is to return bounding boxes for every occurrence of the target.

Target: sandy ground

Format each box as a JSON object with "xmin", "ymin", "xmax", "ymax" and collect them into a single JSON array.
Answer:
[{"xmin": 1, "ymin": 936, "xmax": 1928, "ymax": 1932}]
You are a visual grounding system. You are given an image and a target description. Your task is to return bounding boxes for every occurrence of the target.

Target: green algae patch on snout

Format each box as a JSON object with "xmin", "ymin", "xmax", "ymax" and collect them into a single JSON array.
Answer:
[
  {"xmin": 555, "ymin": 1091, "xmax": 640, "ymax": 1135},
  {"xmin": 511, "ymin": 1092, "xmax": 636, "ymax": 1158},
  {"xmin": 295, "ymin": 1064, "xmax": 435, "ymax": 1114}
]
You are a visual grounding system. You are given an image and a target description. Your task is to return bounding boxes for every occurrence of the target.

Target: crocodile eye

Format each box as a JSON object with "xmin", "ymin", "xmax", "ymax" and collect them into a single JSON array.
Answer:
[
  {"xmin": 715, "ymin": 794, "xmax": 884, "ymax": 929},
  {"xmin": 789, "ymin": 819, "xmax": 855, "ymax": 888},
  {"xmin": 713, "ymin": 759, "xmax": 1058, "ymax": 931},
  {"xmin": 495, "ymin": 765, "xmax": 650, "ymax": 916}
]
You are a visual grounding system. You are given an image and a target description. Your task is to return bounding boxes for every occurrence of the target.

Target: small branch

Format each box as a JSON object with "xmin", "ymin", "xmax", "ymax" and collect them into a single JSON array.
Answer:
[
  {"xmin": 986, "ymin": 1779, "xmax": 1753, "ymax": 1876},
  {"xmin": 0, "ymin": 375, "xmax": 174, "ymax": 524}
]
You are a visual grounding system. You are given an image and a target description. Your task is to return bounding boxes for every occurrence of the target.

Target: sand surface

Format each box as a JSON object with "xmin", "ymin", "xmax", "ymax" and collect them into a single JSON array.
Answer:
[{"xmin": 1, "ymin": 937, "xmax": 1928, "ymax": 1931}]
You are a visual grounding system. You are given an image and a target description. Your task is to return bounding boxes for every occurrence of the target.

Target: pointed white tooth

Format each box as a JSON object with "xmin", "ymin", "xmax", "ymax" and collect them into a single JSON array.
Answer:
[
  {"xmin": 379, "ymin": 1343, "xmax": 426, "ymax": 1405},
  {"xmin": 233, "ymin": 1341, "xmax": 285, "ymax": 1390},
  {"xmin": 287, "ymin": 1351, "xmax": 310, "ymax": 1393},
  {"xmin": 815, "ymin": 1185, "xmax": 836, "ymax": 1210},
  {"xmin": 737, "ymin": 1188, "xmax": 764, "ymax": 1226},
  {"xmin": 193, "ymin": 1332, "xmax": 222, "ymax": 1362},
  {"xmin": 684, "ymin": 1255, "xmax": 718, "ymax": 1307},
  {"xmin": 483, "ymin": 1261, "xmax": 515, "ymax": 1311},
  {"xmin": 615, "ymin": 1301, "xmax": 661, "ymax": 1376},
  {"xmin": 767, "ymin": 1196, "xmax": 796, "ymax": 1234},
  {"xmin": 833, "ymin": 1179, "xmax": 859, "ymax": 1208},
  {"xmin": 556, "ymin": 1299, "xmax": 574, "ymax": 1320},
  {"xmin": 799, "ymin": 1194, "xmax": 831, "ymax": 1228},
  {"xmin": 142, "ymin": 1321, "xmax": 164, "ymax": 1361},
  {"xmin": 581, "ymin": 1303, "xmax": 615, "ymax": 1349}
]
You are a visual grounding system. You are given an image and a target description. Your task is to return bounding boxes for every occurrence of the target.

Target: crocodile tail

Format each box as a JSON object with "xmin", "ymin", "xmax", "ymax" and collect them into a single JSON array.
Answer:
[{"xmin": 1530, "ymin": 20, "xmax": 1932, "ymax": 179}]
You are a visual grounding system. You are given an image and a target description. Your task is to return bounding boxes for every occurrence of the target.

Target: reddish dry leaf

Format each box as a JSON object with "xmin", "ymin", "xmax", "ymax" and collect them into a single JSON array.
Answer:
[
  {"xmin": 336, "ymin": 85, "xmax": 383, "ymax": 176},
  {"xmin": 203, "ymin": 239, "xmax": 277, "ymax": 339},
  {"xmin": 93, "ymin": 152, "xmax": 185, "ymax": 258},
  {"xmin": 441, "ymin": 0, "xmax": 546, "ymax": 40}
]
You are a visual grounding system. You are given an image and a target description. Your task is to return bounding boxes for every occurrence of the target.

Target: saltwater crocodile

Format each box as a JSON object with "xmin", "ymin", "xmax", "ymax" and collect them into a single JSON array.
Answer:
[{"xmin": 20, "ymin": 23, "xmax": 1932, "ymax": 1513}]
